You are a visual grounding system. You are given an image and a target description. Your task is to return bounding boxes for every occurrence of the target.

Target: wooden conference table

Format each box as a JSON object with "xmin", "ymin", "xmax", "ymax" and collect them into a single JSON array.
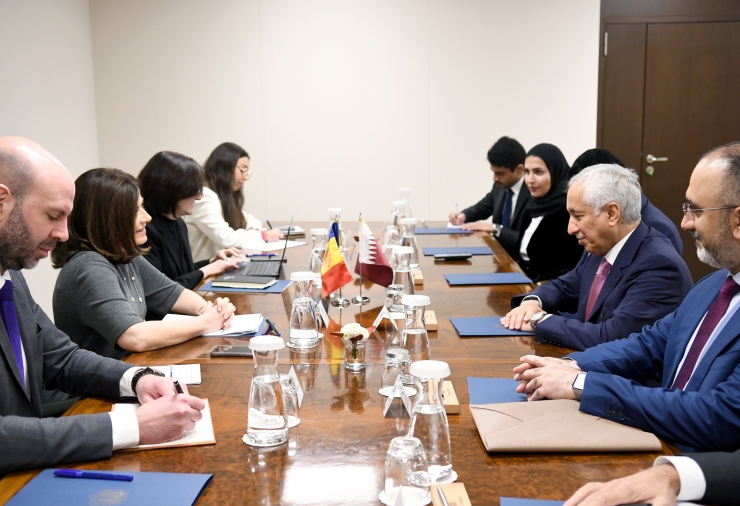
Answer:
[{"xmin": 0, "ymin": 222, "xmax": 672, "ymax": 505}]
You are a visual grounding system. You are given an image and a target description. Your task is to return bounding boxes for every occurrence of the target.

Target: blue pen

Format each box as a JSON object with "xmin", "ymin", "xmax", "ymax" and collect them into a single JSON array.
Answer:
[
  {"xmin": 266, "ymin": 220, "xmax": 273, "ymax": 229},
  {"xmin": 264, "ymin": 318, "xmax": 281, "ymax": 336},
  {"xmin": 54, "ymin": 469, "xmax": 134, "ymax": 482}
]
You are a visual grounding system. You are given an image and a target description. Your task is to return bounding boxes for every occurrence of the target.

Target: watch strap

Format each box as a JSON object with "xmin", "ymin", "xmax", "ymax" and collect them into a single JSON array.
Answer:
[{"xmin": 131, "ymin": 367, "xmax": 165, "ymax": 396}]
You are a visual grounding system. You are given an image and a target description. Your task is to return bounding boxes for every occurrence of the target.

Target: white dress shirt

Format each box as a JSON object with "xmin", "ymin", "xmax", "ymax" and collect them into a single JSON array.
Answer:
[{"xmin": 519, "ymin": 216, "xmax": 544, "ymax": 262}]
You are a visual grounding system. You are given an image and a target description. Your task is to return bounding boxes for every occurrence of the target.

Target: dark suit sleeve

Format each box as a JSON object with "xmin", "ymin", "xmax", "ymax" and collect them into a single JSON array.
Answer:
[
  {"xmin": 495, "ymin": 227, "xmax": 521, "ymax": 258},
  {"xmin": 511, "ymin": 253, "xmax": 586, "ymax": 311},
  {"xmin": 143, "ymin": 221, "xmax": 205, "ymax": 290},
  {"xmin": 461, "ymin": 186, "xmax": 495, "ymax": 223},
  {"xmin": 686, "ymin": 451, "xmax": 740, "ymax": 506}
]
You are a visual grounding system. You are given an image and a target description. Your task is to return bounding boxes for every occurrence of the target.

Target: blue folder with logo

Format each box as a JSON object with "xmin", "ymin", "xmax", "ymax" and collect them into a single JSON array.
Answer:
[
  {"xmin": 414, "ymin": 227, "xmax": 473, "ymax": 235},
  {"xmin": 450, "ymin": 316, "xmax": 534, "ymax": 337},
  {"xmin": 467, "ymin": 377, "xmax": 526, "ymax": 404},
  {"xmin": 198, "ymin": 279, "xmax": 292, "ymax": 294},
  {"xmin": 500, "ymin": 498, "xmax": 564, "ymax": 506},
  {"xmin": 423, "ymin": 247, "xmax": 493, "ymax": 256},
  {"xmin": 444, "ymin": 273, "xmax": 532, "ymax": 285},
  {"xmin": 8, "ymin": 469, "xmax": 213, "ymax": 506}
]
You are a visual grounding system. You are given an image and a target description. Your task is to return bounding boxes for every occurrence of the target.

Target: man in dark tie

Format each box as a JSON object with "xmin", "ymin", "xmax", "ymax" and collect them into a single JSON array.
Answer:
[
  {"xmin": 501, "ymin": 164, "xmax": 692, "ymax": 350},
  {"xmin": 448, "ymin": 136, "xmax": 532, "ymax": 259},
  {"xmin": 0, "ymin": 136, "xmax": 206, "ymax": 474},
  {"xmin": 513, "ymin": 141, "xmax": 740, "ymax": 452}
]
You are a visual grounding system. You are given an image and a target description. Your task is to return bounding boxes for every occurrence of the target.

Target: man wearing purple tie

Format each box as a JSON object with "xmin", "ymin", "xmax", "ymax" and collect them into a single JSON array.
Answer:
[
  {"xmin": 0, "ymin": 137, "xmax": 205, "ymax": 474},
  {"xmin": 513, "ymin": 141, "xmax": 740, "ymax": 453},
  {"xmin": 502, "ymin": 164, "xmax": 692, "ymax": 350}
]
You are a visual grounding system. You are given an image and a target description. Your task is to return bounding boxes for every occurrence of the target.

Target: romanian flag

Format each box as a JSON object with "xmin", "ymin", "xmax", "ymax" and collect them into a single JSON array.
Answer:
[{"xmin": 321, "ymin": 221, "xmax": 354, "ymax": 298}]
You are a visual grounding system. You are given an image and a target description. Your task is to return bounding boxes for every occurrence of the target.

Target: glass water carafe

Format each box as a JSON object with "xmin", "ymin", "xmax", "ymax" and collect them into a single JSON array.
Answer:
[
  {"xmin": 407, "ymin": 360, "xmax": 452, "ymax": 483},
  {"xmin": 401, "ymin": 294, "xmax": 430, "ymax": 361},
  {"xmin": 289, "ymin": 271, "xmax": 320, "ymax": 349},
  {"xmin": 245, "ymin": 335, "xmax": 289, "ymax": 447},
  {"xmin": 399, "ymin": 187, "xmax": 413, "ymax": 218},
  {"xmin": 399, "ymin": 218, "xmax": 420, "ymax": 269},
  {"xmin": 383, "ymin": 199, "xmax": 407, "ymax": 249},
  {"xmin": 309, "ymin": 228, "xmax": 328, "ymax": 273},
  {"xmin": 392, "ymin": 246, "xmax": 415, "ymax": 296}
]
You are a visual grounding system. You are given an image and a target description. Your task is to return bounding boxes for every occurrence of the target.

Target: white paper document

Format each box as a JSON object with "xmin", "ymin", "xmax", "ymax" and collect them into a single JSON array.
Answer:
[
  {"xmin": 151, "ymin": 364, "xmax": 202, "ymax": 385},
  {"xmin": 163, "ymin": 313, "xmax": 264, "ymax": 336},
  {"xmin": 446, "ymin": 222, "xmax": 463, "ymax": 229}
]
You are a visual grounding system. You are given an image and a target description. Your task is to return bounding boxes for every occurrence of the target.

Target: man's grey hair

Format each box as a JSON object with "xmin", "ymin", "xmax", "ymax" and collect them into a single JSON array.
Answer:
[
  {"xmin": 702, "ymin": 141, "xmax": 740, "ymax": 206},
  {"xmin": 568, "ymin": 163, "xmax": 642, "ymax": 223},
  {"xmin": 0, "ymin": 148, "xmax": 34, "ymax": 203}
]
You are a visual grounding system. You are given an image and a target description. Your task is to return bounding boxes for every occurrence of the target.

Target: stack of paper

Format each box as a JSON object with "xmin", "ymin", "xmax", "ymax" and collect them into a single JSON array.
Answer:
[
  {"xmin": 163, "ymin": 313, "xmax": 265, "ymax": 337},
  {"xmin": 151, "ymin": 364, "xmax": 202, "ymax": 385}
]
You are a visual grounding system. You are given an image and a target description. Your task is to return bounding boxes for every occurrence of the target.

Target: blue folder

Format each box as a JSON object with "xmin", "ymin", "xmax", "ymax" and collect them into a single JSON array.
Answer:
[
  {"xmin": 450, "ymin": 316, "xmax": 534, "ymax": 337},
  {"xmin": 500, "ymin": 498, "xmax": 564, "ymax": 506},
  {"xmin": 414, "ymin": 227, "xmax": 473, "ymax": 235},
  {"xmin": 198, "ymin": 279, "xmax": 292, "ymax": 294},
  {"xmin": 445, "ymin": 273, "xmax": 532, "ymax": 285},
  {"xmin": 467, "ymin": 377, "xmax": 526, "ymax": 404},
  {"xmin": 423, "ymin": 247, "xmax": 492, "ymax": 256},
  {"xmin": 8, "ymin": 469, "xmax": 213, "ymax": 506}
]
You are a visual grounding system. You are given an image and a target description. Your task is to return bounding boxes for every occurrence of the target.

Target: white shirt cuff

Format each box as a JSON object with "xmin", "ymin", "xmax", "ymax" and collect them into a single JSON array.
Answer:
[
  {"xmin": 119, "ymin": 367, "xmax": 141, "ymax": 398},
  {"xmin": 654, "ymin": 456, "xmax": 706, "ymax": 501},
  {"xmin": 108, "ymin": 406, "xmax": 140, "ymax": 450},
  {"xmin": 521, "ymin": 295, "xmax": 542, "ymax": 307},
  {"xmin": 539, "ymin": 314, "xmax": 553, "ymax": 323}
]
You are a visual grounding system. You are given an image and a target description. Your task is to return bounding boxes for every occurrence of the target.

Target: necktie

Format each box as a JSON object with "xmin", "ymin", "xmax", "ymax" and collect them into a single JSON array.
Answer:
[
  {"xmin": 501, "ymin": 189, "xmax": 513, "ymax": 228},
  {"xmin": 585, "ymin": 258, "xmax": 611, "ymax": 321},
  {"xmin": 673, "ymin": 277, "xmax": 740, "ymax": 390},
  {"xmin": 0, "ymin": 280, "xmax": 24, "ymax": 385}
]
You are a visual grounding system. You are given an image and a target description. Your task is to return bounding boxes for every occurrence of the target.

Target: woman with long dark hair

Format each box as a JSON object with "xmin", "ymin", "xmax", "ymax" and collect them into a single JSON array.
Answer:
[
  {"xmin": 184, "ymin": 142, "xmax": 282, "ymax": 261},
  {"xmin": 138, "ymin": 151, "xmax": 239, "ymax": 289},
  {"xmin": 52, "ymin": 168, "xmax": 235, "ymax": 359}
]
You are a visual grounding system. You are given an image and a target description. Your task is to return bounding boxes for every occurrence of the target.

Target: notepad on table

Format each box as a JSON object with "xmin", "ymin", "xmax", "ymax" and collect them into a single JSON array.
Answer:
[
  {"xmin": 151, "ymin": 364, "xmax": 202, "ymax": 385},
  {"xmin": 7, "ymin": 469, "xmax": 213, "ymax": 506},
  {"xmin": 450, "ymin": 316, "xmax": 534, "ymax": 337},
  {"xmin": 163, "ymin": 313, "xmax": 265, "ymax": 337},
  {"xmin": 444, "ymin": 273, "xmax": 532, "ymax": 285},
  {"xmin": 415, "ymin": 227, "xmax": 474, "ymax": 235},
  {"xmin": 112, "ymin": 399, "xmax": 215, "ymax": 451},
  {"xmin": 199, "ymin": 279, "xmax": 292, "ymax": 294},
  {"xmin": 467, "ymin": 377, "xmax": 526, "ymax": 404},
  {"xmin": 423, "ymin": 247, "xmax": 493, "ymax": 256}
]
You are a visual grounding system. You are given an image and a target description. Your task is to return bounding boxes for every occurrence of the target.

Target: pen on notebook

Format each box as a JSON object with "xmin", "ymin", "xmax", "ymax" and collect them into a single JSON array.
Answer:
[
  {"xmin": 266, "ymin": 220, "xmax": 273, "ymax": 229},
  {"xmin": 173, "ymin": 380, "xmax": 184, "ymax": 394},
  {"xmin": 53, "ymin": 469, "xmax": 134, "ymax": 482}
]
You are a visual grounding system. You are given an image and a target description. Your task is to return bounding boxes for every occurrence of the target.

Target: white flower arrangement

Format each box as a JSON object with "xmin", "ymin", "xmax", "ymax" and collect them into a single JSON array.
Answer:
[{"xmin": 340, "ymin": 323, "xmax": 369, "ymax": 341}]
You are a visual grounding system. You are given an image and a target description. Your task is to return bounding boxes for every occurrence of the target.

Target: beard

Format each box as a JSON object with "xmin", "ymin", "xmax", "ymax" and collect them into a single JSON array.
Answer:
[
  {"xmin": 692, "ymin": 215, "xmax": 740, "ymax": 270},
  {"xmin": 0, "ymin": 204, "xmax": 58, "ymax": 271}
]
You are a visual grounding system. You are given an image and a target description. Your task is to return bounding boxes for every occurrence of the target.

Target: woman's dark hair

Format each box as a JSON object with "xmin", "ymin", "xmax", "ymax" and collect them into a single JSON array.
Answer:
[
  {"xmin": 52, "ymin": 168, "xmax": 148, "ymax": 267},
  {"xmin": 138, "ymin": 151, "xmax": 203, "ymax": 217},
  {"xmin": 203, "ymin": 142, "xmax": 249, "ymax": 230}
]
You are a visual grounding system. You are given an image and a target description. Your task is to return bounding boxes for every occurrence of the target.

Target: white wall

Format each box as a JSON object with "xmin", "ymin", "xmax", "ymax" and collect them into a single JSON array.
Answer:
[
  {"xmin": 0, "ymin": 0, "xmax": 99, "ymax": 318},
  {"xmin": 89, "ymin": 0, "xmax": 601, "ymax": 226}
]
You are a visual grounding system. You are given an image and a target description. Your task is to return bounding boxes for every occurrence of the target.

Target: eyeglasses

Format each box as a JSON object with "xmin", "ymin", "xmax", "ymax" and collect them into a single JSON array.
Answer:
[
  {"xmin": 236, "ymin": 165, "xmax": 252, "ymax": 177},
  {"xmin": 682, "ymin": 202, "xmax": 739, "ymax": 219}
]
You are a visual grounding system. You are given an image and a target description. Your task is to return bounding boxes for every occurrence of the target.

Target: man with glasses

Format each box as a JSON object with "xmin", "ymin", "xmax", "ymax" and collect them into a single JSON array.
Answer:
[{"xmin": 511, "ymin": 141, "xmax": 740, "ymax": 456}]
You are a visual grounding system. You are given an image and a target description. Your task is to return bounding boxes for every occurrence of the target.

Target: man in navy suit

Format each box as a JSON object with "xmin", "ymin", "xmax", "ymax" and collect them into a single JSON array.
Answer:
[
  {"xmin": 513, "ymin": 141, "xmax": 740, "ymax": 452},
  {"xmin": 502, "ymin": 164, "xmax": 692, "ymax": 351}
]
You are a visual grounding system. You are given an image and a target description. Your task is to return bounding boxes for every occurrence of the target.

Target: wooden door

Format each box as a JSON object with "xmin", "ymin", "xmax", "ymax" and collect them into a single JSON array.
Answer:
[{"xmin": 640, "ymin": 21, "xmax": 740, "ymax": 280}]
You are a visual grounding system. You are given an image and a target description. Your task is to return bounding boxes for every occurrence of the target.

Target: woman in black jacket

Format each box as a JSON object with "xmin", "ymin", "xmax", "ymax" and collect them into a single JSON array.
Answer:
[
  {"xmin": 517, "ymin": 143, "xmax": 583, "ymax": 282},
  {"xmin": 138, "ymin": 151, "xmax": 239, "ymax": 290}
]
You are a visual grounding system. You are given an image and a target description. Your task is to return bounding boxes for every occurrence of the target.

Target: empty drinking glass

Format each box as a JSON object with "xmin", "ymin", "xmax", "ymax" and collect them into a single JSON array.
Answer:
[
  {"xmin": 392, "ymin": 246, "xmax": 415, "ymax": 296},
  {"xmin": 381, "ymin": 436, "xmax": 431, "ymax": 506},
  {"xmin": 380, "ymin": 348, "xmax": 413, "ymax": 397},
  {"xmin": 399, "ymin": 218, "xmax": 420, "ymax": 269},
  {"xmin": 309, "ymin": 228, "xmax": 328, "ymax": 273},
  {"xmin": 280, "ymin": 374, "xmax": 300, "ymax": 428}
]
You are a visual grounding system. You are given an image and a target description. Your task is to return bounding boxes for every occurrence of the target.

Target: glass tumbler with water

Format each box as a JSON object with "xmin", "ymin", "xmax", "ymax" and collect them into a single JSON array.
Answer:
[
  {"xmin": 401, "ymin": 294, "xmax": 431, "ymax": 361},
  {"xmin": 309, "ymin": 228, "xmax": 328, "ymax": 273},
  {"xmin": 392, "ymin": 246, "xmax": 415, "ymax": 296},
  {"xmin": 382, "ymin": 436, "xmax": 431, "ymax": 506},
  {"xmin": 288, "ymin": 271, "xmax": 320, "ymax": 349},
  {"xmin": 279, "ymin": 374, "xmax": 300, "ymax": 428},
  {"xmin": 380, "ymin": 348, "xmax": 412, "ymax": 397},
  {"xmin": 244, "ymin": 335, "xmax": 289, "ymax": 447},
  {"xmin": 407, "ymin": 360, "xmax": 452, "ymax": 483},
  {"xmin": 399, "ymin": 217, "xmax": 420, "ymax": 269}
]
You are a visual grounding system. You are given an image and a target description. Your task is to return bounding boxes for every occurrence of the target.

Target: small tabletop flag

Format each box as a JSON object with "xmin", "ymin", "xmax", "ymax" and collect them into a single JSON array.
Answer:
[
  {"xmin": 355, "ymin": 219, "xmax": 393, "ymax": 287},
  {"xmin": 321, "ymin": 221, "xmax": 354, "ymax": 298}
]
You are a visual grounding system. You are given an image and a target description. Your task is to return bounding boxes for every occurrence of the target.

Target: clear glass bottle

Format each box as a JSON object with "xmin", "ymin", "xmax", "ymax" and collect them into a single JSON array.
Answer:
[
  {"xmin": 288, "ymin": 271, "xmax": 320, "ymax": 349},
  {"xmin": 401, "ymin": 294, "xmax": 430, "ymax": 361},
  {"xmin": 309, "ymin": 228, "xmax": 328, "ymax": 273},
  {"xmin": 279, "ymin": 374, "xmax": 301, "ymax": 428},
  {"xmin": 382, "ymin": 199, "xmax": 407, "ymax": 250},
  {"xmin": 244, "ymin": 335, "xmax": 289, "ymax": 447},
  {"xmin": 407, "ymin": 360, "xmax": 452, "ymax": 483},
  {"xmin": 398, "ymin": 187, "xmax": 413, "ymax": 218},
  {"xmin": 399, "ymin": 217, "xmax": 420, "ymax": 269},
  {"xmin": 392, "ymin": 246, "xmax": 415, "ymax": 296}
]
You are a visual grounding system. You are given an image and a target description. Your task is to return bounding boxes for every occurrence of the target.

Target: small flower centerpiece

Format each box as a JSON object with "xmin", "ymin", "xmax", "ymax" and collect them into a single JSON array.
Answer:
[{"xmin": 340, "ymin": 323, "xmax": 370, "ymax": 372}]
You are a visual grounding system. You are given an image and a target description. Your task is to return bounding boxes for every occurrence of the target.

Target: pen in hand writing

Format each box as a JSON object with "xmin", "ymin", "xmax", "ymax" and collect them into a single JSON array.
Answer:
[
  {"xmin": 266, "ymin": 220, "xmax": 273, "ymax": 229},
  {"xmin": 173, "ymin": 380, "xmax": 184, "ymax": 394}
]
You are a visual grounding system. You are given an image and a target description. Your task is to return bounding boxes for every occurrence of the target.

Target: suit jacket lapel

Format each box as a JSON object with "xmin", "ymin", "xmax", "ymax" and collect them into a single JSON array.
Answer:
[
  {"xmin": 689, "ymin": 309, "xmax": 740, "ymax": 391},
  {"xmin": 491, "ymin": 184, "xmax": 505, "ymax": 224},
  {"xmin": 577, "ymin": 253, "xmax": 600, "ymax": 318},
  {"xmin": 510, "ymin": 184, "xmax": 531, "ymax": 224},
  {"xmin": 8, "ymin": 272, "xmax": 36, "ymax": 401}
]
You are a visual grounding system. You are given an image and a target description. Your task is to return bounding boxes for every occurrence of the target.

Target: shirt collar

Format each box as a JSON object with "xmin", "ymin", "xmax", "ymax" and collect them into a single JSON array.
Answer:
[
  {"xmin": 604, "ymin": 226, "xmax": 638, "ymax": 265},
  {"xmin": 509, "ymin": 176, "xmax": 524, "ymax": 196},
  {"xmin": 0, "ymin": 270, "xmax": 11, "ymax": 290}
]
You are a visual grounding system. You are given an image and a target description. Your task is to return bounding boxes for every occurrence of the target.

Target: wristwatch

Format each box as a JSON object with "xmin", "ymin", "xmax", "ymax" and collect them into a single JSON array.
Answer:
[
  {"xmin": 492, "ymin": 223, "xmax": 503, "ymax": 237},
  {"xmin": 529, "ymin": 311, "xmax": 548, "ymax": 329},
  {"xmin": 572, "ymin": 372, "xmax": 587, "ymax": 400},
  {"xmin": 131, "ymin": 367, "xmax": 165, "ymax": 396}
]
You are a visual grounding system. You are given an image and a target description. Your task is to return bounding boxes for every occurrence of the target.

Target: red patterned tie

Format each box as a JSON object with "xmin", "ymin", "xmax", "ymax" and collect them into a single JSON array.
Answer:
[
  {"xmin": 585, "ymin": 258, "xmax": 611, "ymax": 321},
  {"xmin": 673, "ymin": 277, "xmax": 740, "ymax": 390}
]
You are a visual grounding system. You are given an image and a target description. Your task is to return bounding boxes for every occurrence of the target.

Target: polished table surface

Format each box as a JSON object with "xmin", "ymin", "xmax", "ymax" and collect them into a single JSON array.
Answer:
[{"xmin": 0, "ymin": 222, "xmax": 671, "ymax": 505}]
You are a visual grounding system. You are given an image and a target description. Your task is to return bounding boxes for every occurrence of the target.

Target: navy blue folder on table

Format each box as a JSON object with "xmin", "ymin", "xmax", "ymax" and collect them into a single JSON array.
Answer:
[
  {"xmin": 423, "ymin": 246, "xmax": 493, "ymax": 256},
  {"xmin": 8, "ymin": 469, "xmax": 213, "ymax": 506},
  {"xmin": 500, "ymin": 498, "xmax": 564, "ymax": 506},
  {"xmin": 414, "ymin": 227, "xmax": 473, "ymax": 235},
  {"xmin": 199, "ymin": 279, "xmax": 292, "ymax": 294},
  {"xmin": 467, "ymin": 377, "xmax": 526, "ymax": 404},
  {"xmin": 445, "ymin": 273, "xmax": 532, "ymax": 286},
  {"xmin": 450, "ymin": 316, "xmax": 534, "ymax": 337}
]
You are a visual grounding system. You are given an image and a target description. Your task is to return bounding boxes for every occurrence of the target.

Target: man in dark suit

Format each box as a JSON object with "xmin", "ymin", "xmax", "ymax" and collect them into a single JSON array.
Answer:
[
  {"xmin": 513, "ymin": 141, "xmax": 740, "ymax": 452},
  {"xmin": 566, "ymin": 450, "xmax": 739, "ymax": 505},
  {"xmin": 502, "ymin": 164, "xmax": 692, "ymax": 351},
  {"xmin": 0, "ymin": 136, "xmax": 205, "ymax": 474},
  {"xmin": 449, "ymin": 136, "xmax": 532, "ymax": 259}
]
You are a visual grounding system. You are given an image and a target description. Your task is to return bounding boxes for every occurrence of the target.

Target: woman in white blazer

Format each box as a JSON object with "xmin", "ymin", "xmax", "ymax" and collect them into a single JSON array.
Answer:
[{"xmin": 184, "ymin": 142, "xmax": 283, "ymax": 260}]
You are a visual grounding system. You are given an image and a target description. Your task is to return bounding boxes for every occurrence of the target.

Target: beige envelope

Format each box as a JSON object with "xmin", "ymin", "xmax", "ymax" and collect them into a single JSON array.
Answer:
[{"xmin": 470, "ymin": 399, "xmax": 662, "ymax": 452}]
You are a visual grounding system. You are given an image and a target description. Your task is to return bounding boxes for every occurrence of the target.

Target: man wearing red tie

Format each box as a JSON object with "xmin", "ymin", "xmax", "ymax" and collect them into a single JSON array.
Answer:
[{"xmin": 513, "ymin": 141, "xmax": 740, "ymax": 454}]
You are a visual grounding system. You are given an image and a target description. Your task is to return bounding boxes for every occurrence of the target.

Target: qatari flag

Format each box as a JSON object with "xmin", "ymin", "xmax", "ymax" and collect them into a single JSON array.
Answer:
[{"xmin": 354, "ymin": 220, "xmax": 393, "ymax": 287}]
